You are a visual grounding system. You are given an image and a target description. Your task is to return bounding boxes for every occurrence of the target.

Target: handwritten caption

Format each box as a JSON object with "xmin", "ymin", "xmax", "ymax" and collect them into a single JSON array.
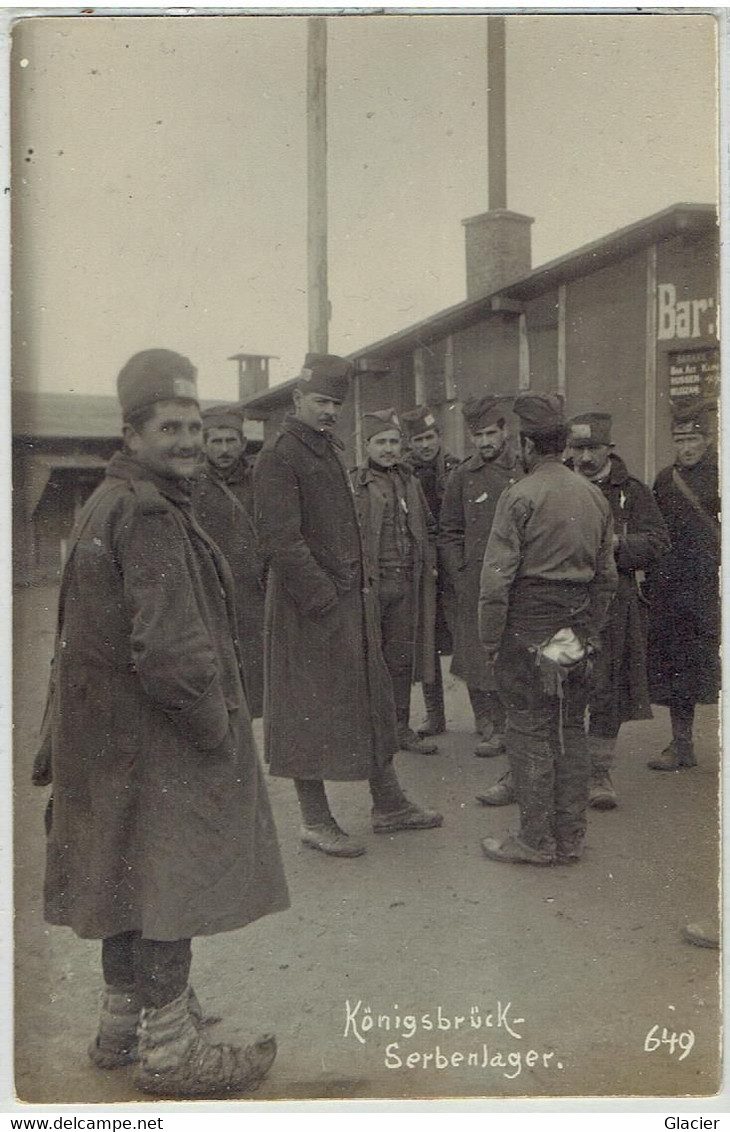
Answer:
[
  {"xmin": 343, "ymin": 999, "xmax": 564, "ymax": 1079},
  {"xmin": 644, "ymin": 1024, "xmax": 695, "ymax": 1061}
]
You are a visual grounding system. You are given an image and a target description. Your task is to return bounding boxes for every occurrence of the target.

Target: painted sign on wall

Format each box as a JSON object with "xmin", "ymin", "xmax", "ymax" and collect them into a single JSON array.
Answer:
[
  {"xmin": 657, "ymin": 283, "xmax": 716, "ymax": 341},
  {"xmin": 667, "ymin": 345, "xmax": 719, "ymax": 401}
]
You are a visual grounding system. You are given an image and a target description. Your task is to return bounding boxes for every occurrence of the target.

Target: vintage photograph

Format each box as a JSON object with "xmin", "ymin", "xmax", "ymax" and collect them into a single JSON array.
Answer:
[{"xmin": 9, "ymin": 10, "xmax": 721, "ymax": 1105}]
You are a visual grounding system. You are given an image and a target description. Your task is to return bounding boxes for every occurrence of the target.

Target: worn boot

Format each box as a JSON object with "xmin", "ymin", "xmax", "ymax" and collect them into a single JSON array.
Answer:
[
  {"xmin": 588, "ymin": 736, "xmax": 618, "ymax": 809},
  {"xmin": 647, "ymin": 740, "xmax": 697, "ymax": 771},
  {"xmin": 392, "ymin": 673, "xmax": 437, "ymax": 753},
  {"xmin": 133, "ymin": 987, "xmax": 277, "ymax": 1098},
  {"xmin": 417, "ymin": 665, "xmax": 446, "ymax": 737},
  {"xmin": 475, "ymin": 771, "xmax": 515, "ymax": 807},
  {"xmin": 88, "ymin": 983, "xmax": 141, "ymax": 1069}
]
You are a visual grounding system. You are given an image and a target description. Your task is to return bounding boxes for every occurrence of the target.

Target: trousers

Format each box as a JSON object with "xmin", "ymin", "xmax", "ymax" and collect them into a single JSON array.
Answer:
[{"xmin": 102, "ymin": 931, "xmax": 192, "ymax": 1009}]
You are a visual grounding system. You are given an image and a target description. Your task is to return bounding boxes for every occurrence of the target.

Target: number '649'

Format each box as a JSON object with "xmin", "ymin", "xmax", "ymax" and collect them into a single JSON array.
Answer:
[{"xmin": 644, "ymin": 1025, "xmax": 695, "ymax": 1060}]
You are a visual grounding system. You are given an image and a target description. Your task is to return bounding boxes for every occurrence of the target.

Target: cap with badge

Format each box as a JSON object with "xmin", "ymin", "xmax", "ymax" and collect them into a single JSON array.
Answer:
[
  {"xmin": 567, "ymin": 412, "xmax": 613, "ymax": 448},
  {"xmin": 201, "ymin": 405, "xmax": 245, "ymax": 434},
  {"xmin": 401, "ymin": 405, "xmax": 438, "ymax": 440},
  {"xmin": 462, "ymin": 395, "xmax": 507, "ymax": 432},
  {"xmin": 513, "ymin": 392, "xmax": 565, "ymax": 435},
  {"xmin": 670, "ymin": 397, "xmax": 714, "ymax": 437},
  {"xmin": 296, "ymin": 353, "xmax": 353, "ymax": 403},
  {"xmin": 362, "ymin": 408, "xmax": 402, "ymax": 442},
  {"xmin": 117, "ymin": 349, "xmax": 199, "ymax": 417}
]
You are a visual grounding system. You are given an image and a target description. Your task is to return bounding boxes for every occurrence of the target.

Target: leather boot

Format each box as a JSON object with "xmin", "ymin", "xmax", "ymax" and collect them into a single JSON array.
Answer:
[
  {"xmin": 588, "ymin": 736, "xmax": 618, "ymax": 809},
  {"xmin": 417, "ymin": 664, "xmax": 446, "ymax": 736},
  {"xmin": 392, "ymin": 673, "xmax": 438, "ymax": 754},
  {"xmin": 647, "ymin": 740, "xmax": 697, "ymax": 771},
  {"xmin": 133, "ymin": 987, "xmax": 276, "ymax": 1098}
]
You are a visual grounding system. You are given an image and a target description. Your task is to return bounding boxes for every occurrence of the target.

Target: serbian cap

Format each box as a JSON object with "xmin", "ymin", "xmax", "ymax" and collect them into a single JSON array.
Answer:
[
  {"xmin": 462, "ymin": 395, "xmax": 506, "ymax": 432},
  {"xmin": 297, "ymin": 352, "xmax": 353, "ymax": 402},
  {"xmin": 363, "ymin": 408, "xmax": 402, "ymax": 442},
  {"xmin": 567, "ymin": 412, "xmax": 613, "ymax": 447},
  {"xmin": 201, "ymin": 405, "xmax": 245, "ymax": 434},
  {"xmin": 118, "ymin": 349, "xmax": 198, "ymax": 417},
  {"xmin": 513, "ymin": 392, "xmax": 565, "ymax": 436},
  {"xmin": 401, "ymin": 405, "xmax": 438, "ymax": 440},
  {"xmin": 671, "ymin": 397, "xmax": 714, "ymax": 437}
]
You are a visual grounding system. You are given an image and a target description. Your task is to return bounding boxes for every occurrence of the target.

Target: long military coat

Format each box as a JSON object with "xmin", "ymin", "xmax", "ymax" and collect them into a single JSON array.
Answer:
[
  {"xmin": 645, "ymin": 448, "xmax": 720, "ymax": 705},
  {"xmin": 404, "ymin": 448, "xmax": 460, "ymax": 654},
  {"xmin": 192, "ymin": 457, "xmax": 266, "ymax": 718},
  {"xmin": 43, "ymin": 452, "xmax": 289, "ymax": 942},
  {"xmin": 254, "ymin": 415, "xmax": 399, "ymax": 781},
  {"xmin": 351, "ymin": 460, "xmax": 437, "ymax": 686},
  {"xmin": 578, "ymin": 453, "xmax": 670, "ymax": 733},
  {"xmin": 438, "ymin": 449, "xmax": 521, "ymax": 690}
]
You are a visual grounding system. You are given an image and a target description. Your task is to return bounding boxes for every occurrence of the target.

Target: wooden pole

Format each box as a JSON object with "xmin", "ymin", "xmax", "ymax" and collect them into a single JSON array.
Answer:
[
  {"xmin": 487, "ymin": 16, "xmax": 507, "ymax": 211},
  {"xmin": 307, "ymin": 17, "xmax": 329, "ymax": 354}
]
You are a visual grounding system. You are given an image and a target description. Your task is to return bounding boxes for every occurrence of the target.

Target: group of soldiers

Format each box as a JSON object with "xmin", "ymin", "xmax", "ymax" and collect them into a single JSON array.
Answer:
[{"xmin": 32, "ymin": 347, "xmax": 720, "ymax": 1098}]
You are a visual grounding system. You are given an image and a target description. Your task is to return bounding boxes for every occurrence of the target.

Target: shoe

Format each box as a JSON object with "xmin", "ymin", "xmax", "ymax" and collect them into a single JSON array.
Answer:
[
  {"xmin": 372, "ymin": 802, "xmax": 444, "ymax": 833},
  {"xmin": 399, "ymin": 729, "xmax": 439, "ymax": 755},
  {"xmin": 481, "ymin": 835, "xmax": 554, "ymax": 867},
  {"xmin": 300, "ymin": 823, "xmax": 366, "ymax": 858},
  {"xmin": 647, "ymin": 741, "xmax": 697, "ymax": 771},
  {"xmin": 475, "ymin": 774, "xmax": 515, "ymax": 807},
  {"xmin": 555, "ymin": 842, "xmax": 584, "ymax": 866},
  {"xmin": 133, "ymin": 988, "xmax": 276, "ymax": 1098},
  {"xmin": 417, "ymin": 716, "xmax": 446, "ymax": 737},
  {"xmin": 589, "ymin": 771, "xmax": 618, "ymax": 810},
  {"xmin": 684, "ymin": 922, "xmax": 720, "ymax": 949},
  {"xmin": 474, "ymin": 732, "xmax": 506, "ymax": 758},
  {"xmin": 88, "ymin": 984, "xmax": 141, "ymax": 1069}
]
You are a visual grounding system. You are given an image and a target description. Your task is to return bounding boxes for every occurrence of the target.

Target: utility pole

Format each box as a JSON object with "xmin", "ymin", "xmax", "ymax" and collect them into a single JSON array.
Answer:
[
  {"xmin": 487, "ymin": 15, "xmax": 507, "ymax": 210},
  {"xmin": 307, "ymin": 17, "xmax": 329, "ymax": 354}
]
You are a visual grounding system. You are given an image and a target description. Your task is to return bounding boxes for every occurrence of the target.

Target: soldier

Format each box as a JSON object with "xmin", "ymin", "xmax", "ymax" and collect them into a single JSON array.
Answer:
[
  {"xmin": 439, "ymin": 395, "xmax": 521, "ymax": 756},
  {"xmin": 644, "ymin": 398, "xmax": 719, "ymax": 770},
  {"xmin": 34, "ymin": 350, "xmax": 289, "ymax": 1097},
  {"xmin": 254, "ymin": 354, "xmax": 443, "ymax": 859},
  {"xmin": 401, "ymin": 406, "xmax": 460, "ymax": 737},
  {"xmin": 192, "ymin": 406, "xmax": 266, "ymax": 718},
  {"xmin": 566, "ymin": 412, "xmax": 670, "ymax": 808},
  {"xmin": 351, "ymin": 409, "xmax": 439, "ymax": 756},
  {"xmin": 478, "ymin": 393, "xmax": 617, "ymax": 866}
]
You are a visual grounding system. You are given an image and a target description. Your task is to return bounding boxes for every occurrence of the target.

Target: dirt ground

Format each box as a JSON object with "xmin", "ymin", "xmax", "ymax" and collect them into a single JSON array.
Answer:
[{"xmin": 11, "ymin": 585, "xmax": 722, "ymax": 1106}]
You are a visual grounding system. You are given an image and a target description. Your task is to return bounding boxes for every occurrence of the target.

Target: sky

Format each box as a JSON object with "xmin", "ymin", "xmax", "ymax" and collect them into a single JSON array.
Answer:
[{"xmin": 11, "ymin": 12, "xmax": 719, "ymax": 402}]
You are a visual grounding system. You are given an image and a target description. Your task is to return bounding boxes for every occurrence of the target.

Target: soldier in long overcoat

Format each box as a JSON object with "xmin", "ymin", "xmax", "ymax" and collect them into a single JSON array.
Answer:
[
  {"xmin": 401, "ymin": 405, "xmax": 460, "ymax": 737},
  {"xmin": 566, "ymin": 413, "xmax": 670, "ymax": 808},
  {"xmin": 351, "ymin": 409, "xmax": 438, "ymax": 754},
  {"xmin": 254, "ymin": 354, "xmax": 443, "ymax": 859},
  {"xmin": 192, "ymin": 406, "xmax": 266, "ymax": 717},
  {"xmin": 439, "ymin": 396, "xmax": 522, "ymax": 756},
  {"xmin": 644, "ymin": 399, "xmax": 720, "ymax": 771},
  {"xmin": 36, "ymin": 350, "xmax": 289, "ymax": 1098}
]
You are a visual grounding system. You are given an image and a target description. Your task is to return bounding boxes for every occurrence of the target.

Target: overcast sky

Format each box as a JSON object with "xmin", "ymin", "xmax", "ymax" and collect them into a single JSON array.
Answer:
[{"xmin": 11, "ymin": 12, "xmax": 718, "ymax": 402}]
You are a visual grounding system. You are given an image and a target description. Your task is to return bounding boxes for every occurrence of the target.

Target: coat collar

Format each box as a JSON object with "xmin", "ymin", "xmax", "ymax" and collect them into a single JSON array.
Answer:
[
  {"xmin": 281, "ymin": 412, "xmax": 345, "ymax": 455},
  {"xmin": 464, "ymin": 448, "xmax": 520, "ymax": 474},
  {"xmin": 354, "ymin": 459, "xmax": 413, "ymax": 487},
  {"xmin": 203, "ymin": 455, "xmax": 251, "ymax": 486},
  {"xmin": 105, "ymin": 450, "xmax": 194, "ymax": 505}
]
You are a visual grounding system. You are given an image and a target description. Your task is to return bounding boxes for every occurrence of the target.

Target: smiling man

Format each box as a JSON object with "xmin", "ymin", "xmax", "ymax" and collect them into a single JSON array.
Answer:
[{"xmin": 36, "ymin": 349, "xmax": 289, "ymax": 1098}]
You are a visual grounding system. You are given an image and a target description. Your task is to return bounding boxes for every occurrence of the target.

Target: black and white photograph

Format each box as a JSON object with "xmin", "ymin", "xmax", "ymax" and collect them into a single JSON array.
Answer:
[{"xmin": 8, "ymin": 9, "xmax": 723, "ymax": 1107}]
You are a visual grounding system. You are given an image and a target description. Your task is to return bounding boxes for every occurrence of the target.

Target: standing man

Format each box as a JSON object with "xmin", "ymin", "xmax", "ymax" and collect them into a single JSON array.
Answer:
[
  {"xmin": 36, "ymin": 350, "xmax": 289, "ymax": 1097},
  {"xmin": 439, "ymin": 396, "xmax": 521, "ymax": 756},
  {"xmin": 566, "ymin": 412, "xmax": 669, "ymax": 808},
  {"xmin": 192, "ymin": 405, "xmax": 266, "ymax": 718},
  {"xmin": 478, "ymin": 393, "xmax": 617, "ymax": 866},
  {"xmin": 401, "ymin": 405, "xmax": 460, "ymax": 738},
  {"xmin": 351, "ymin": 409, "xmax": 439, "ymax": 756},
  {"xmin": 645, "ymin": 398, "xmax": 719, "ymax": 770},
  {"xmin": 254, "ymin": 354, "xmax": 443, "ymax": 859}
]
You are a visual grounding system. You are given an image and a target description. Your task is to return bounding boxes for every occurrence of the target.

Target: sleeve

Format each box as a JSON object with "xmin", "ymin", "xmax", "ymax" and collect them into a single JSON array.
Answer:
[
  {"xmin": 478, "ymin": 492, "xmax": 527, "ymax": 655},
  {"xmin": 118, "ymin": 505, "xmax": 230, "ymax": 752},
  {"xmin": 254, "ymin": 446, "xmax": 339, "ymax": 618},
  {"xmin": 437, "ymin": 468, "xmax": 466, "ymax": 580},
  {"xmin": 585, "ymin": 505, "xmax": 619, "ymax": 647},
  {"xmin": 615, "ymin": 480, "xmax": 671, "ymax": 573}
]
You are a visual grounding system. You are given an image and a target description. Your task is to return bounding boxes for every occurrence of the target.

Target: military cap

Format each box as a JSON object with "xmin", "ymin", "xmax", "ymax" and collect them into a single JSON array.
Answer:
[
  {"xmin": 567, "ymin": 412, "xmax": 613, "ymax": 447},
  {"xmin": 363, "ymin": 408, "xmax": 402, "ymax": 442},
  {"xmin": 462, "ymin": 395, "xmax": 506, "ymax": 432},
  {"xmin": 117, "ymin": 349, "xmax": 198, "ymax": 416},
  {"xmin": 201, "ymin": 405, "xmax": 245, "ymax": 434},
  {"xmin": 671, "ymin": 397, "xmax": 714, "ymax": 437},
  {"xmin": 513, "ymin": 392, "xmax": 565, "ymax": 435},
  {"xmin": 296, "ymin": 353, "xmax": 353, "ymax": 402},
  {"xmin": 401, "ymin": 405, "xmax": 439, "ymax": 440}
]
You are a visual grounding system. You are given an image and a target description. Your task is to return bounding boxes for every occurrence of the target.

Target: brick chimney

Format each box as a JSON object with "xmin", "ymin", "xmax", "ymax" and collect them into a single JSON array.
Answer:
[
  {"xmin": 462, "ymin": 209, "xmax": 534, "ymax": 300},
  {"xmin": 228, "ymin": 353, "xmax": 274, "ymax": 401}
]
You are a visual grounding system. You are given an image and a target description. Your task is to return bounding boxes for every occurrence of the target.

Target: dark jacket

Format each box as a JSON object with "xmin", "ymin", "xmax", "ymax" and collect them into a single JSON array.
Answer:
[
  {"xmin": 192, "ymin": 456, "xmax": 265, "ymax": 717},
  {"xmin": 254, "ymin": 415, "xmax": 399, "ymax": 781},
  {"xmin": 405, "ymin": 447, "xmax": 460, "ymax": 654},
  {"xmin": 43, "ymin": 452, "xmax": 289, "ymax": 942},
  {"xmin": 439, "ymin": 448, "xmax": 522, "ymax": 690},
  {"xmin": 572, "ymin": 453, "xmax": 670, "ymax": 731},
  {"xmin": 645, "ymin": 448, "xmax": 720, "ymax": 705},
  {"xmin": 351, "ymin": 460, "xmax": 437, "ymax": 685}
]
